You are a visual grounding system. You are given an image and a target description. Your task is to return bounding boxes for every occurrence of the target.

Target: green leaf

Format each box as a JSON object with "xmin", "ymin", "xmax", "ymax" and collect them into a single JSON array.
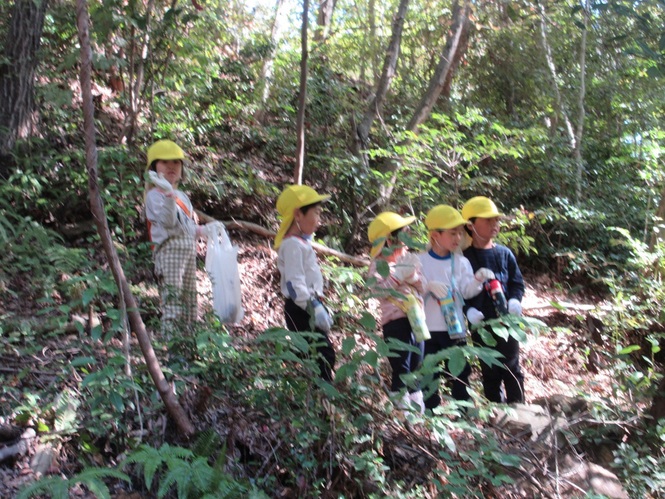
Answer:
[
  {"xmin": 477, "ymin": 328, "xmax": 497, "ymax": 347},
  {"xmin": 447, "ymin": 349, "xmax": 467, "ymax": 377},
  {"xmin": 70, "ymin": 356, "xmax": 97, "ymax": 367},
  {"xmin": 82, "ymin": 287, "xmax": 96, "ymax": 307},
  {"xmin": 617, "ymin": 344, "xmax": 641, "ymax": 355},
  {"xmin": 375, "ymin": 259, "xmax": 390, "ymax": 278},
  {"xmin": 358, "ymin": 312, "xmax": 377, "ymax": 331},
  {"xmin": 342, "ymin": 336, "xmax": 356, "ymax": 355},
  {"xmin": 109, "ymin": 391, "xmax": 125, "ymax": 412}
]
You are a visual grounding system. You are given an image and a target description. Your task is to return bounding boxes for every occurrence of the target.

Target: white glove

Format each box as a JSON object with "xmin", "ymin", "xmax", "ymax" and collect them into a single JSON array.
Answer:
[
  {"xmin": 508, "ymin": 298, "xmax": 522, "ymax": 316},
  {"xmin": 312, "ymin": 299, "xmax": 333, "ymax": 332},
  {"xmin": 467, "ymin": 307, "xmax": 485, "ymax": 325},
  {"xmin": 393, "ymin": 253, "xmax": 420, "ymax": 282},
  {"xmin": 203, "ymin": 221, "xmax": 225, "ymax": 239},
  {"xmin": 474, "ymin": 267, "xmax": 495, "ymax": 282},
  {"xmin": 148, "ymin": 171, "xmax": 174, "ymax": 194},
  {"xmin": 426, "ymin": 281, "xmax": 449, "ymax": 299}
]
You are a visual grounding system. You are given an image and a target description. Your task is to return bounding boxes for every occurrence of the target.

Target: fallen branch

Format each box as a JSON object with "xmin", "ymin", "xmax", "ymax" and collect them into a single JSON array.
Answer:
[
  {"xmin": 525, "ymin": 302, "xmax": 613, "ymax": 312},
  {"xmin": 0, "ymin": 429, "xmax": 35, "ymax": 463},
  {"xmin": 196, "ymin": 211, "xmax": 370, "ymax": 268}
]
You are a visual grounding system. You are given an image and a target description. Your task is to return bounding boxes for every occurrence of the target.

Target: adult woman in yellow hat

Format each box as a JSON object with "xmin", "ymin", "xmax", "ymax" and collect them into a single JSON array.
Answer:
[
  {"xmin": 367, "ymin": 211, "xmax": 426, "ymax": 413},
  {"xmin": 275, "ymin": 185, "xmax": 335, "ymax": 382},
  {"xmin": 462, "ymin": 196, "xmax": 526, "ymax": 403}
]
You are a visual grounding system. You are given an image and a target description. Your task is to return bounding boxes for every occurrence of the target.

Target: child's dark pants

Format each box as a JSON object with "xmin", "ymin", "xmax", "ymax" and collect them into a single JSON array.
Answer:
[{"xmin": 285, "ymin": 298, "xmax": 336, "ymax": 382}]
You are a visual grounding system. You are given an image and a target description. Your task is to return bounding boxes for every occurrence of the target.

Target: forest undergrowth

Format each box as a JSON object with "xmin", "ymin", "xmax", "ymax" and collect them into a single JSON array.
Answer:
[{"xmin": 1, "ymin": 227, "xmax": 661, "ymax": 498}]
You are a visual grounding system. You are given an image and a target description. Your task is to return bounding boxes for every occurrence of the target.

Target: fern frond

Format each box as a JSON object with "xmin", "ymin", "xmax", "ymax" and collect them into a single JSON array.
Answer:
[
  {"xmin": 17, "ymin": 476, "xmax": 68, "ymax": 499},
  {"xmin": 190, "ymin": 457, "xmax": 214, "ymax": 492},
  {"xmin": 192, "ymin": 428, "xmax": 220, "ymax": 458}
]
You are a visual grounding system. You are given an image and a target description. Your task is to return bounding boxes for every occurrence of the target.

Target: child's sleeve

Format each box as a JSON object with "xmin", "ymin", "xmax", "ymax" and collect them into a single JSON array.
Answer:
[
  {"xmin": 145, "ymin": 189, "xmax": 178, "ymax": 228},
  {"xmin": 281, "ymin": 241, "xmax": 312, "ymax": 309},
  {"xmin": 506, "ymin": 251, "xmax": 525, "ymax": 301},
  {"xmin": 458, "ymin": 256, "xmax": 484, "ymax": 299}
]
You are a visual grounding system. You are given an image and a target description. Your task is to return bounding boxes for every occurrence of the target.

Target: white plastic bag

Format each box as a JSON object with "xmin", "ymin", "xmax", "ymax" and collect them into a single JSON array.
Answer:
[{"xmin": 205, "ymin": 222, "xmax": 244, "ymax": 324}]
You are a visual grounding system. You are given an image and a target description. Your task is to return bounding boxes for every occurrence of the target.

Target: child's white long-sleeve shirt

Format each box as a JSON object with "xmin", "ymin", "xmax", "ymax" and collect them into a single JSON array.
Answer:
[
  {"xmin": 418, "ymin": 250, "xmax": 482, "ymax": 333},
  {"xmin": 277, "ymin": 236, "xmax": 324, "ymax": 310}
]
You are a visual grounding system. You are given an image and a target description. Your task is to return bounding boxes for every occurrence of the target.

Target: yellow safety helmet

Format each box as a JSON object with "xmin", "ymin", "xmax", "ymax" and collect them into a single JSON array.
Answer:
[
  {"xmin": 367, "ymin": 211, "xmax": 416, "ymax": 258},
  {"xmin": 146, "ymin": 140, "xmax": 185, "ymax": 168},
  {"xmin": 425, "ymin": 205, "xmax": 466, "ymax": 231},
  {"xmin": 274, "ymin": 185, "xmax": 330, "ymax": 249},
  {"xmin": 461, "ymin": 196, "xmax": 503, "ymax": 220}
]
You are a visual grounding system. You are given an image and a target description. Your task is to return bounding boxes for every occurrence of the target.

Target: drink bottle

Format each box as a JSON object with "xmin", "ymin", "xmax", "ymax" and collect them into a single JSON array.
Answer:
[
  {"xmin": 485, "ymin": 279, "xmax": 509, "ymax": 316},
  {"xmin": 439, "ymin": 291, "xmax": 464, "ymax": 339},
  {"xmin": 405, "ymin": 294, "xmax": 430, "ymax": 342}
]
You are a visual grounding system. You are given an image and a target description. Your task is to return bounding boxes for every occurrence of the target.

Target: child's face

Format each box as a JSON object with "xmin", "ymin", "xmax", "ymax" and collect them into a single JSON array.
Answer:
[
  {"xmin": 431, "ymin": 225, "xmax": 465, "ymax": 253},
  {"xmin": 295, "ymin": 205, "xmax": 323, "ymax": 235},
  {"xmin": 470, "ymin": 216, "xmax": 501, "ymax": 241},
  {"xmin": 155, "ymin": 159, "xmax": 183, "ymax": 187}
]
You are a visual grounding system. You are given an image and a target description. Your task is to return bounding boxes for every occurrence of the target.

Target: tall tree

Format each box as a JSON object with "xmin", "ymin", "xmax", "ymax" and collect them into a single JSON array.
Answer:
[
  {"xmin": 314, "ymin": 0, "xmax": 336, "ymax": 42},
  {"xmin": 0, "ymin": 0, "xmax": 48, "ymax": 176},
  {"xmin": 354, "ymin": 0, "xmax": 411, "ymax": 159},
  {"xmin": 379, "ymin": 0, "xmax": 472, "ymax": 203},
  {"xmin": 294, "ymin": 0, "xmax": 309, "ymax": 185},
  {"xmin": 121, "ymin": 0, "xmax": 156, "ymax": 145},
  {"xmin": 573, "ymin": 0, "xmax": 590, "ymax": 204},
  {"xmin": 255, "ymin": 0, "xmax": 286, "ymax": 123}
]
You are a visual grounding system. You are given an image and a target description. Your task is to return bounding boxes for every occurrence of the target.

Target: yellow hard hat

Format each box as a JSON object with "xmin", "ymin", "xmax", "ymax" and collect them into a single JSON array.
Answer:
[
  {"xmin": 274, "ymin": 185, "xmax": 330, "ymax": 249},
  {"xmin": 425, "ymin": 205, "xmax": 466, "ymax": 231},
  {"xmin": 146, "ymin": 140, "xmax": 185, "ymax": 168},
  {"xmin": 461, "ymin": 196, "xmax": 503, "ymax": 220},
  {"xmin": 367, "ymin": 211, "xmax": 416, "ymax": 258}
]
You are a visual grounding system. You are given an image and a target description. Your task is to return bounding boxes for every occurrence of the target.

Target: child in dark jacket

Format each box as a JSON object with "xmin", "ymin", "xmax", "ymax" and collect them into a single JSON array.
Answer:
[{"xmin": 462, "ymin": 196, "xmax": 526, "ymax": 404}]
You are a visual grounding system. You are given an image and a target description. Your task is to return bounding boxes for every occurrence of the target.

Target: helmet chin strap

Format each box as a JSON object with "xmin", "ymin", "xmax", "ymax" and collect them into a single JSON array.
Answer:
[{"xmin": 471, "ymin": 224, "xmax": 492, "ymax": 247}]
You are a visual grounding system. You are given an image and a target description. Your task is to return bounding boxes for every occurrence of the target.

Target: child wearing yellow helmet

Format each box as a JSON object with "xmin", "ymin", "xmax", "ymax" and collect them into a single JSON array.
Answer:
[
  {"xmin": 144, "ymin": 140, "xmax": 212, "ymax": 334},
  {"xmin": 462, "ymin": 196, "xmax": 526, "ymax": 403},
  {"xmin": 367, "ymin": 211, "xmax": 426, "ymax": 413},
  {"xmin": 417, "ymin": 205, "xmax": 495, "ymax": 409},
  {"xmin": 275, "ymin": 184, "xmax": 335, "ymax": 382}
]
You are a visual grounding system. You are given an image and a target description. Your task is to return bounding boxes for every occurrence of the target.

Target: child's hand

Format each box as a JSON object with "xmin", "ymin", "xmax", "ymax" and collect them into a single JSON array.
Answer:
[
  {"xmin": 467, "ymin": 307, "xmax": 485, "ymax": 325},
  {"xmin": 474, "ymin": 268, "xmax": 495, "ymax": 282},
  {"xmin": 426, "ymin": 281, "xmax": 449, "ymax": 299},
  {"xmin": 508, "ymin": 299, "xmax": 522, "ymax": 316},
  {"xmin": 311, "ymin": 298, "xmax": 333, "ymax": 332},
  {"xmin": 148, "ymin": 171, "xmax": 174, "ymax": 195},
  {"xmin": 393, "ymin": 253, "xmax": 420, "ymax": 282}
]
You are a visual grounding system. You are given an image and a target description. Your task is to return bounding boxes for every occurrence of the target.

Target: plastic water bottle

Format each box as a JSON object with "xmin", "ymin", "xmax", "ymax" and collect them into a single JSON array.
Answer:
[
  {"xmin": 439, "ymin": 291, "xmax": 464, "ymax": 339},
  {"xmin": 485, "ymin": 279, "xmax": 509, "ymax": 316},
  {"xmin": 405, "ymin": 294, "xmax": 431, "ymax": 342}
]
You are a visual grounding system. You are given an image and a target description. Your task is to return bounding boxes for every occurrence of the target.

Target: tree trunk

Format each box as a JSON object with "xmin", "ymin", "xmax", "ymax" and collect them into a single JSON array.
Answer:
[
  {"xmin": 354, "ymin": 0, "xmax": 411, "ymax": 157},
  {"xmin": 405, "ymin": 1, "xmax": 471, "ymax": 133},
  {"xmin": 573, "ymin": 0, "xmax": 589, "ymax": 205},
  {"xmin": 649, "ymin": 183, "xmax": 665, "ymax": 252},
  {"xmin": 537, "ymin": 2, "xmax": 576, "ymax": 147},
  {"xmin": 76, "ymin": 0, "xmax": 195, "ymax": 438},
  {"xmin": 378, "ymin": 0, "xmax": 472, "ymax": 204},
  {"xmin": 314, "ymin": 0, "xmax": 336, "ymax": 43},
  {"xmin": 0, "ymin": 0, "xmax": 48, "ymax": 176},
  {"xmin": 650, "ymin": 375, "xmax": 665, "ymax": 423},
  {"xmin": 294, "ymin": 0, "xmax": 309, "ymax": 185},
  {"xmin": 255, "ymin": 0, "xmax": 286, "ymax": 124},
  {"xmin": 121, "ymin": 0, "xmax": 156, "ymax": 145}
]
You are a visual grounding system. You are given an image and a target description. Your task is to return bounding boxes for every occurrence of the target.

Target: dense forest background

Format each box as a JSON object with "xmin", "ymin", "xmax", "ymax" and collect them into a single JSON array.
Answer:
[{"xmin": 0, "ymin": 0, "xmax": 664, "ymax": 497}]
